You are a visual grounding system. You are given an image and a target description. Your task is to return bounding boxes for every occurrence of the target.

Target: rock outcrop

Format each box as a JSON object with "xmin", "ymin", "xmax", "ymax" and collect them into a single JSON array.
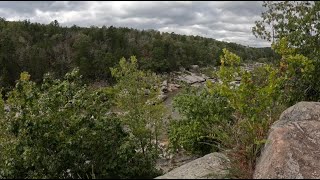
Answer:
[
  {"xmin": 168, "ymin": 83, "xmax": 180, "ymax": 92},
  {"xmin": 155, "ymin": 152, "xmax": 230, "ymax": 179},
  {"xmin": 241, "ymin": 62, "xmax": 265, "ymax": 72},
  {"xmin": 254, "ymin": 101, "xmax": 320, "ymax": 179},
  {"xmin": 158, "ymin": 93, "xmax": 168, "ymax": 102},
  {"xmin": 158, "ymin": 80, "xmax": 181, "ymax": 102},
  {"xmin": 176, "ymin": 72, "xmax": 206, "ymax": 85}
]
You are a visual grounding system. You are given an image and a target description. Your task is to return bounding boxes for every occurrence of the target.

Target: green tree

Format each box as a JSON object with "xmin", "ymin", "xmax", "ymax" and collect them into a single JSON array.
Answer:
[
  {"xmin": 273, "ymin": 38, "xmax": 315, "ymax": 105},
  {"xmin": 253, "ymin": 1, "xmax": 320, "ymax": 102},
  {"xmin": 72, "ymin": 33, "xmax": 94, "ymax": 80},
  {"xmin": 0, "ymin": 17, "xmax": 278, "ymax": 93},
  {"xmin": 253, "ymin": 1, "xmax": 320, "ymax": 58},
  {"xmin": 111, "ymin": 56, "xmax": 166, "ymax": 175}
]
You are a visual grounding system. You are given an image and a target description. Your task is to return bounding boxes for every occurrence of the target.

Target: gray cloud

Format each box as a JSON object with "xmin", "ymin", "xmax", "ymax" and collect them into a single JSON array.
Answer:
[{"xmin": 0, "ymin": 1, "xmax": 270, "ymax": 47}]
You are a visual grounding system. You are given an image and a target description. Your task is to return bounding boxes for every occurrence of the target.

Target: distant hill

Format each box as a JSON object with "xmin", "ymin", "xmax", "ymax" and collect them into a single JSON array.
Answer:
[{"xmin": 0, "ymin": 18, "xmax": 279, "ymax": 91}]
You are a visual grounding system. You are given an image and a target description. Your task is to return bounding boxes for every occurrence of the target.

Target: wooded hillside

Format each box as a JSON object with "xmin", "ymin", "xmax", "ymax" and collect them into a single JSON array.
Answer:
[{"xmin": 0, "ymin": 18, "xmax": 278, "ymax": 91}]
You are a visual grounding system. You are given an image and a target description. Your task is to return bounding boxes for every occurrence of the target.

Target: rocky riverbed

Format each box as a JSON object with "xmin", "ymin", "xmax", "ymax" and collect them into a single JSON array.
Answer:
[{"xmin": 158, "ymin": 62, "xmax": 266, "ymax": 101}]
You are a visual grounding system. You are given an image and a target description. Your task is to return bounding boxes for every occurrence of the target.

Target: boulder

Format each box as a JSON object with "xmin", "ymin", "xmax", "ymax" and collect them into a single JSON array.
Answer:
[
  {"xmin": 254, "ymin": 101, "xmax": 320, "ymax": 179},
  {"xmin": 177, "ymin": 73, "xmax": 206, "ymax": 84},
  {"xmin": 190, "ymin": 65, "xmax": 199, "ymax": 69},
  {"xmin": 168, "ymin": 83, "xmax": 181, "ymax": 92},
  {"xmin": 201, "ymin": 74, "xmax": 210, "ymax": 80},
  {"xmin": 156, "ymin": 150, "xmax": 199, "ymax": 175},
  {"xmin": 191, "ymin": 82, "xmax": 202, "ymax": 87},
  {"xmin": 155, "ymin": 152, "xmax": 230, "ymax": 179},
  {"xmin": 179, "ymin": 67, "xmax": 186, "ymax": 72},
  {"xmin": 162, "ymin": 80, "xmax": 168, "ymax": 87},
  {"xmin": 161, "ymin": 86, "xmax": 168, "ymax": 93},
  {"xmin": 161, "ymin": 80, "xmax": 168, "ymax": 93},
  {"xmin": 158, "ymin": 93, "xmax": 168, "ymax": 102},
  {"xmin": 190, "ymin": 65, "xmax": 200, "ymax": 72},
  {"xmin": 185, "ymin": 74, "xmax": 205, "ymax": 84},
  {"xmin": 169, "ymin": 86, "xmax": 179, "ymax": 92}
]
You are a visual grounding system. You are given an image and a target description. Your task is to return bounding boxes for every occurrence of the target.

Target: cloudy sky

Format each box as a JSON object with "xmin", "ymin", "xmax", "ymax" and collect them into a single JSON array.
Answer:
[{"xmin": 0, "ymin": 1, "xmax": 271, "ymax": 47}]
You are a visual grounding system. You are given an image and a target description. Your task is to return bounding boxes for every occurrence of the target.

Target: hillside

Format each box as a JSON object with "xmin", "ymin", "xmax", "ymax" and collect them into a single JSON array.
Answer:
[{"xmin": 0, "ymin": 18, "xmax": 278, "ymax": 92}]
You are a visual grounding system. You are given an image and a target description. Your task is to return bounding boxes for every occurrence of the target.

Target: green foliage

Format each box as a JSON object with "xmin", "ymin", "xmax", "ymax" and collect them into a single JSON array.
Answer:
[
  {"xmin": 253, "ymin": 1, "xmax": 320, "ymax": 102},
  {"xmin": 169, "ymin": 87, "xmax": 235, "ymax": 155},
  {"xmin": 168, "ymin": 42, "xmax": 317, "ymax": 177},
  {"xmin": 253, "ymin": 1, "xmax": 320, "ymax": 58},
  {"xmin": 111, "ymin": 56, "xmax": 166, "ymax": 175},
  {"xmin": 0, "ymin": 91, "xmax": 3, "ymax": 116},
  {"xmin": 274, "ymin": 38, "xmax": 315, "ymax": 105},
  {"xmin": 210, "ymin": 49, "xmax": 285, "ymax": 170},
  {"xmin": 169, "ymin": 48, "xmax": 286, "ymax": 177},
  {"xmin": 0, "ymin": 69, "xmax": 161, "ymax": 179},
  {"xmin": 0, "ymin": 18, "xmax": 278, "ymax": 93},
  {"xmin": 220, "ymin": 48, "xmax": 241, "ymax": 67}
]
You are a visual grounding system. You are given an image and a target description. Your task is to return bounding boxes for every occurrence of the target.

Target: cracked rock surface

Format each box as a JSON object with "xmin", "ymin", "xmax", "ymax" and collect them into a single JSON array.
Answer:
[
  {"xmin": 155, "ymin": 152, "xmax": 230, "ymax": 179},
  {"xmin": 254, "ymin": 101, "xmax": 320, "ymax": 179}
]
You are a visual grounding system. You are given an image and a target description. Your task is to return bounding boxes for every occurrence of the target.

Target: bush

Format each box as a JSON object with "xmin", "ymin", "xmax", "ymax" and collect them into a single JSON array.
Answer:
[
  {"xmin": 168, "ymin": 45, "xmax": 317, "ymax": 178},
  {"xmin": 274, "ymin": 38, "xmax": 316, "ymax": 105},
  {"xmin": 168, "ymin": 48, "xmax": 286, "ymax": 178},
  {"xmin": 0, "ymin": 69, "xmax": 160, "ymax": 179},
  {"xmin": 168, "ymin": 87, "xmax": 235, "ymax": 155}
]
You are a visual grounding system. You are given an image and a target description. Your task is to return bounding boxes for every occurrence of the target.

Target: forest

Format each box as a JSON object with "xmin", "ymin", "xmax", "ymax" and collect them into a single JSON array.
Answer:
[{"xmin": 0, "ymin": 17, "xmax": 277, "ymax": 93}]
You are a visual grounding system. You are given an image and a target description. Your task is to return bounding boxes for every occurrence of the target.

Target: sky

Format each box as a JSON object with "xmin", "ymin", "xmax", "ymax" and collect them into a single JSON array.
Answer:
[{"xmin": 0, "ymin": 1, "xmax": 271, "ymax": 47}]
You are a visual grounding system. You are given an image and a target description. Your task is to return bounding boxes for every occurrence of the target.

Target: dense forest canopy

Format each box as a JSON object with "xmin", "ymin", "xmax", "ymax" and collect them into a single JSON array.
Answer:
[{"xmin": 0, "ymin": 17, "xmax": 278, "ymax": 92}]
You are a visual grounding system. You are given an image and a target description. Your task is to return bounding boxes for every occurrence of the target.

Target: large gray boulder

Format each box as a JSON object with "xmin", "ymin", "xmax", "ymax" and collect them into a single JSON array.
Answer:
[
  {"xmin": 254, "ymin": 101, "xmax": 320, "ymax": 179},
  {"xmin": 177, "ymin": 73, "xmax": 206, "ymax": 84},
  {"xmin": 155, "ymin": 152, "xmax": 230, "ymax": 179}
]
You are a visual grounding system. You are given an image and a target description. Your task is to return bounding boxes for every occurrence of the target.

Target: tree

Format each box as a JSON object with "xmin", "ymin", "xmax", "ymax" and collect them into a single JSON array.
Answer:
[
  {"xmin": 0, "ymin": 17, "xmax": 277, "ymax": 93},
  {"xmin": 111, "ymin": 56, "xmax": 166, "ymax": 167},
  {"xmin": 72, "ymin": 33, "xmax": 94, "ymax": 80},
  {"xmin": 253, "ymin": 1, "xmax": 320, "ymax": 59},
  {"xmin": 253, "ymin": 1, "xmax": 320, "ymax": 101},
  {"xmin": 0, "ymin": 33, "xmax": 20, "ymax": 91}
]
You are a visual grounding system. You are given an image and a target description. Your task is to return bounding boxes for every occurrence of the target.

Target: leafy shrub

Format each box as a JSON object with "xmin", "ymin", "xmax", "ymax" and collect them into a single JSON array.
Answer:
[
  {"xmin": 274, "ymin": 38, "xmax": 315, "ymax": 105},
  {"xmin": 168, "ymin": 48, "xmax": 286, "ymax": 177},
  {"xmin": 168, "ymin": 45, "xmax": 317, "ymax": 178},
  {"xmin": 168, "ymin": 87, "xmax": 235, "ymax": 155},
  {"xmin": 0, "ymin": 68, "xmax": 161, "ymax": 179}
]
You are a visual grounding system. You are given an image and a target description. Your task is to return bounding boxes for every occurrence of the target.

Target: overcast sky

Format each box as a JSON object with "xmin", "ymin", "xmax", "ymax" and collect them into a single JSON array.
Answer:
[{"xmin": 0, "ymin": 1, "xmax": 271, "ymax": 47}]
